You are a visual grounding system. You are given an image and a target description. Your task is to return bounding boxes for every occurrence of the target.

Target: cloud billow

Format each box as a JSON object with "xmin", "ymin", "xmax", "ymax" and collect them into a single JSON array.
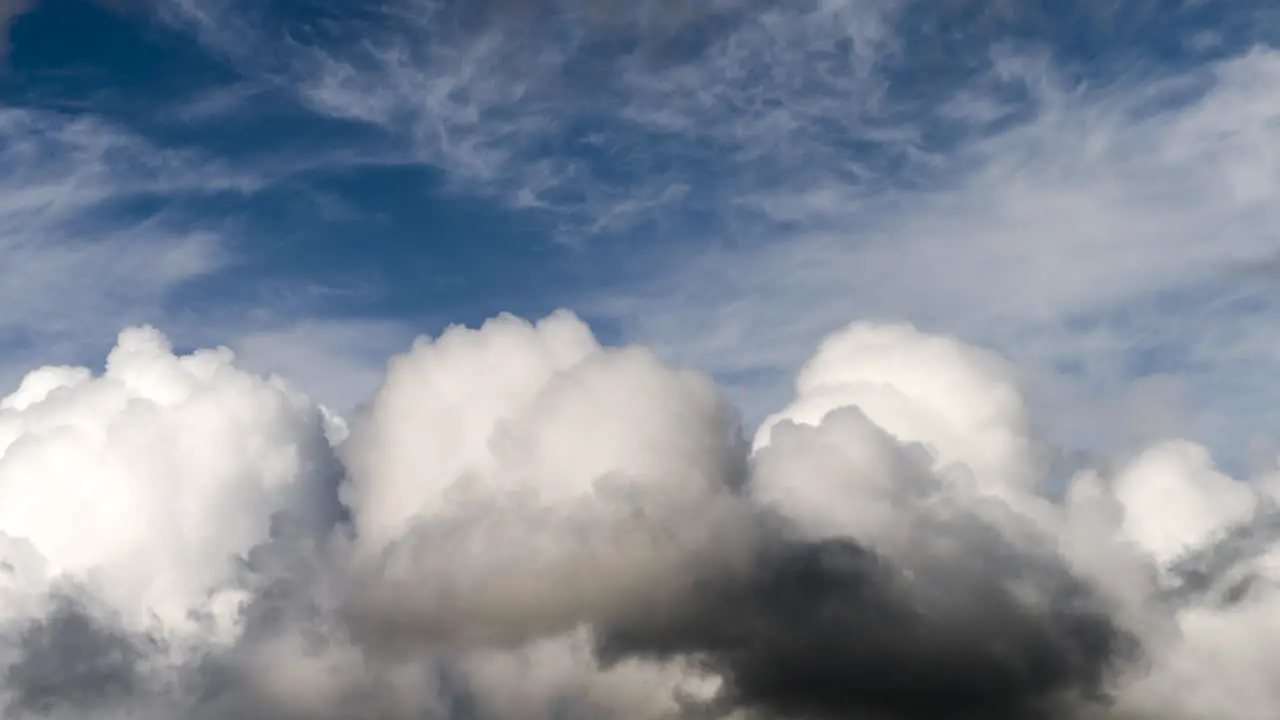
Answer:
[
  {"xmin": 1, "ymin": 309, "xmax": 1274, "ymax": 719},
  {"xmin": 4, "ymin": 595, "xmax": 154, "ymax": 717}
]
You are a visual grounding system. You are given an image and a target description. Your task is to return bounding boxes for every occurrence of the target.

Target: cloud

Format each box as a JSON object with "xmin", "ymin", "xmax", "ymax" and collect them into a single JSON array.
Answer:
[
  {"xmin": 594, "ymin": 30, "xmax": 1280, "ymax": 455},
  {"xmin": 0, "ymin": 103, "xmax": 393, "ymax": 411},
  {"xmin": 146, "ymin": 0, "xmax": 901, "ymax": 238},
  {"xmin": 6, "ymin": 4, "xmax": 1280, "ymax": 716},
  {"xmin": 753, "ymin": 321, "xmax": 1045, "ymax": 496},
  {"xmin": 4, "ymin": 309, "xmax": 1280, "ymax": 717},
  {"xmin": 130, "ymin": 0, "xmax": 1280, "ymax": 461},
  {"xmin": 3, "ymin": 594, "xmax": 155, "ymax": 717},
  {"xmin": 226, "ymin": 319, "xmax": 418, "ymax": 415},
  {"xmin": 0, "ymin": 0, "xmax": 35, "ymax": 59},
  {"xmin": 0, "ymin": 326, "xmax": 342, "ymax": 634},
  {"xmin": 339, "ymin": 312, "xmax": 756, "ymax": 648},
  {"xmin": 0, "ymin": 107, "xmax": 255, "ymax": 374},
  {"xmin": 604, "ymin": 535, "xmax": 1129, "ymax": 720}
]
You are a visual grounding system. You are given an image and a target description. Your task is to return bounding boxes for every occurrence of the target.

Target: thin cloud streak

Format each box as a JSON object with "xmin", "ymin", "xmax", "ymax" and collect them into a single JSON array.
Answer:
[
  {"xmin": 0, "ymin": 108, "xmax": 235, "ymax": 349},
  {"xmin": 0, "ymin": 100, "xmax": 402, "ymax": 401},
  {"xmin": 607, "ymin": 45, "xmax": 1280, "ymax": 451},
  {"xmin": 112, "ymin": 0, "xmax": 1280, "ymax": 452}
]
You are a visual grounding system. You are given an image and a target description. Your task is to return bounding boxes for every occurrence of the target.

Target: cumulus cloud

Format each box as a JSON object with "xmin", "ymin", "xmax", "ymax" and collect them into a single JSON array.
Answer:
[
  {"xmin": 754, "ymin": 321, "xmax": 1046, "ymax": 495},
  {"xmin": 3, "ymin": 594, "xmax": 154, "ymax": 717},
  {"xmin": 0, "ymin": 326, "xmax": 342, "ymax": 634},
  {"xmin": 2, "ymin": 309, "xmax": 1279, "ymax": 718},
  {"xmin": 340, "ymin": 312, "xmax": 756, "ymax": 649}
]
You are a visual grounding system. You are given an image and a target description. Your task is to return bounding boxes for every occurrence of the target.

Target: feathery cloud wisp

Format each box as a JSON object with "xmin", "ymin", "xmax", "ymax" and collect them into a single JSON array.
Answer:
[{"xmin": 135, "ymin": 0, "xmax": 1280, "ymax": 456}]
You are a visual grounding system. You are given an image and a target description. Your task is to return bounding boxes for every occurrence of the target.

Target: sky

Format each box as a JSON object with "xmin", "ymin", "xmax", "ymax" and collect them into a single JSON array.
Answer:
[
  {"xmin": 0, "ymin": 0, "xmax": 1276, "ymax": 458},
  {"xmin": 3, "ymin": 1, "xmax": 1280, "ymax": 719}
]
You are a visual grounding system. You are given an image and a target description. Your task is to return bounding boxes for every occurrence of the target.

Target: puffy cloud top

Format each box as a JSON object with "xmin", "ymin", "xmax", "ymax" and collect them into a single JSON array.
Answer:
[
  {"xmin": 755, "ymin": 321, "xmax": 1045, "ymax": 494},
  {"xmin": 0, "ymin": 312, "xmax": 1276, "ymax": 719},
  {"xmin": 0, "ymin": 326, "xmax": 338, "ymax": 637}
]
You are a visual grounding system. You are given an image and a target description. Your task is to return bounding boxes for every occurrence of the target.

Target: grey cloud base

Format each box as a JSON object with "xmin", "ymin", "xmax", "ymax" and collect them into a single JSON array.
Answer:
[
  {"xmin": 3, "ymin": 509, "xmax": 1137, "ymax": 720},
  {"xmin": 601, "ymin": 536, "xmax": 1133, "ymax": 720}
]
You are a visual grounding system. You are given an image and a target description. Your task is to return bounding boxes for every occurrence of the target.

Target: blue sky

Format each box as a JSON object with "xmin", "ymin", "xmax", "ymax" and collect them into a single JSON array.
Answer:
[{"xmin": 2, "ymin": 0, "xmax": 1279, "ymax": 463}]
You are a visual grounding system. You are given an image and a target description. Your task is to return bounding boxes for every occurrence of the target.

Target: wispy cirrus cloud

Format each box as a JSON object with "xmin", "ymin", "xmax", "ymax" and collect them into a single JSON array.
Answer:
[
  {"xmin": 0, "ymin": 107, "xmax": 240, "ymax": 375},
  {"xmin": 149, "ymin": 0, "xmax": 903, "ymax": 238},
  {"xmin": 227, "ymin": 318, "xmax": 417, "ymax": 414},
  {"xmin": 131, "ymin": 0, "xmax": 1280, "ymax": 458},
  {"xmin": 607, "ymin": 44, "xmax": 1280, "ymax": 452},
  {"xmin": 0, "ymin": 91, "xmax": 410, "ymax": 408}
]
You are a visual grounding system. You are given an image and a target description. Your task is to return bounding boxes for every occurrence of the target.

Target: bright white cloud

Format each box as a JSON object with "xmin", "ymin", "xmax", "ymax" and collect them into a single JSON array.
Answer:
[
  {"xmin": 755, "ymin": 320, "xmax": 1044, "ymax": 494},
  {"xmin": 0, "ymin": 326, "xmax": 339, "ymax": 635},
  {"xmin": 342, "ymin": 311, "xmax": 754, "ymax": 649},
  {"xmin": 340, "ymin": 311, "xmax": 604, "ymax": 547}
]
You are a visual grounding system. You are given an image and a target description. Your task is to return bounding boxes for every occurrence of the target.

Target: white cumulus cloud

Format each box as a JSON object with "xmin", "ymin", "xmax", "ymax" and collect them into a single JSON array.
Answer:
[{"xmin": 0, "ymin": 310, "xmax": 1274, "ymax": 718}]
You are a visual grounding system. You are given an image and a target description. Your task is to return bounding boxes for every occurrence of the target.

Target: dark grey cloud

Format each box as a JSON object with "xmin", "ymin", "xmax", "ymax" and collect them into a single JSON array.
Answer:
[
  {"xmin": 1162, "ymin": 504, "xmax": 1280, "ymax": 609},
  {"xmin": 4, "ymin": 595, "xmax": 158, "ymax": 717},
  {"xmin": 0, "ymin": 496, "xmax": 1141, "ymax": 720},
  {"xmin": 600, "ymin": 523, "xmax": 1137, "ymax": 720}
]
